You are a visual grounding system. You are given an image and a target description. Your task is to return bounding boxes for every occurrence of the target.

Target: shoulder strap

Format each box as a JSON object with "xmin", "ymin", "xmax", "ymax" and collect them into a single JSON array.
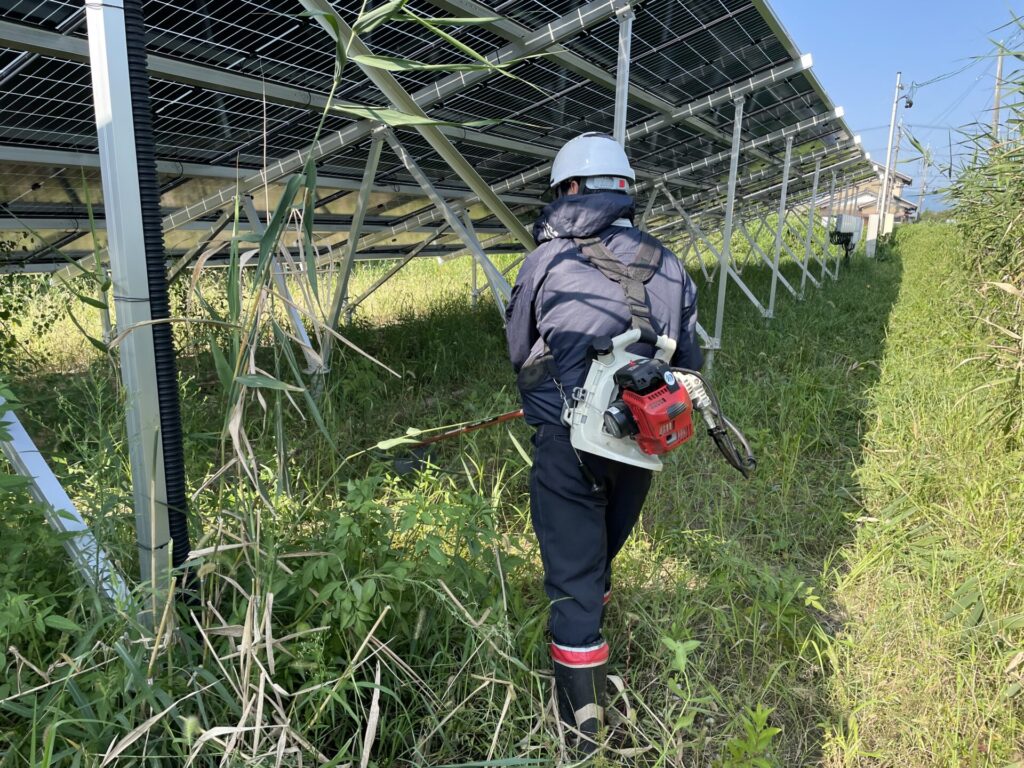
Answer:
[{"xmin": 575, "ymin": 234, "xmax": 662, "ymax": 342}]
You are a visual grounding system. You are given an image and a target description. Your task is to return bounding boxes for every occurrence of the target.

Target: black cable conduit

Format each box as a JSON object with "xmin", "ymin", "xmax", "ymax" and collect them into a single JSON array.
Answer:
[{"xmin": 122, "ymin": 0, "xmax": 194, "ymax": 574}]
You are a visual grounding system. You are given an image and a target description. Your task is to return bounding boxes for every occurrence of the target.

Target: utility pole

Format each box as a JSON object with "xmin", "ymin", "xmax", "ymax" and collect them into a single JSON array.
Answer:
[
  {"xmin": 992, "ymin": 43, "xmax": 1004, "ymax": 144},
  {"xmin": 917, "ymin": 149, "xmax": 929, "ymax": 219},
  {"xmin": 878, "ymin": 71, "xmax": 903, "ymax": 237},
  {"xmin": 889, "ymin": 120, "xmax": 904, "ymax": 225}
]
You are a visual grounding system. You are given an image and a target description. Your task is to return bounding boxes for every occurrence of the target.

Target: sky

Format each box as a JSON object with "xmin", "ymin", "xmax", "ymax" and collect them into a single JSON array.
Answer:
[{"xmin": 771, "ymin": 0, "xmax": 1021, "ymax": 209}]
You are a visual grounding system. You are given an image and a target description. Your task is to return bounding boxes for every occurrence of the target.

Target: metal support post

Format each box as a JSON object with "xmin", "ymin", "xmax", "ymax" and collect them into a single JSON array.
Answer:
[
  {"xmin": 464, "ymin": 211, "xmax": 481, "ymax": 308},
  {"xmin": 767, "ymin": 135, "xmax": 793, "ymax": 319},
  {"xmin": 613, "ymin": 1, "xmax": 634, "ymax": 145},
  {"xmin": 322, "ymin": 135, "xmax": 383, "ymax": 370},
  {"xmin": 800, "ymin": 159, "xmax": 821, "ymax": 296},
  {"xmin": 242, "ymin": 197, "xmax": 323, "ymax": 373},
  {"xmin": 707, "ymin": 96, "xmax": 744, "ymax": 373},
  {"xmin": 86, "ymin": 0, "xmax": 188, "ymax": 618},
  {"xmin": 382, "ymin": 130, "xmax": 511, "ymax": 314},
  {"xmin": 825, "ymin": 171, "xmax": 838, "ymax": 279}
]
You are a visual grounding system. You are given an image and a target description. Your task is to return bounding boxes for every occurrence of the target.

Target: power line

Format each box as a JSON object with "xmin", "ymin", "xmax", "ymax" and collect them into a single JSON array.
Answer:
[
  {"xmin": 910, "ymin": 54, "xmax": 987, "ymax": 90},
  {"xmin": 925, "ymin": 57, "xmax": 997, "ymax": 129},
  {"xmin": 909, "ymin": 27, "xmax": 1023, "ymax": 92}
]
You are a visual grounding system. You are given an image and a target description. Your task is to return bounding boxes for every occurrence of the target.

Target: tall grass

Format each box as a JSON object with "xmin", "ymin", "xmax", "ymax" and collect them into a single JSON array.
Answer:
[
  {"xmin": 944, "ymin": 38, "xmax": 1024, "ymax": 445},
  {"xmin": 3, "ymin": 234, "xmax": 907, "ymax": 764},
  {"xmin": 823, "ymin": 224, "xmax": 1023, "ymax": 765}
]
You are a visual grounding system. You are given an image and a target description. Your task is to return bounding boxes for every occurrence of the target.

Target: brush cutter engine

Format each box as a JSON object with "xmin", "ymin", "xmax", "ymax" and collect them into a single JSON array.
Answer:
[
  {"xmin": 564, "ymin": 329, "xmax": 756, "ymax": 475},
  {"xmin": 604, "ymin": 357, "xmax": 694, "ymax": 454}
]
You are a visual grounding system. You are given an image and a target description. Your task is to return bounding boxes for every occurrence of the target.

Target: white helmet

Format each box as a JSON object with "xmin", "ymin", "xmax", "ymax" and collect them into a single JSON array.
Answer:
[{"xmin": 549, "ymin": 132, "xmax": 635, "ymax": 191}]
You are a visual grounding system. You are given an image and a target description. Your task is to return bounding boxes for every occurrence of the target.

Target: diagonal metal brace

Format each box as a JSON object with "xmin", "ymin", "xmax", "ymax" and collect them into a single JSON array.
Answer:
[
  {"xmin": 382, "ymin": 130, "xmax": 511, "ymax": 315},
  {"xmin": 299, "ymin": 0, "xmax": 535, "ymax": 252}
]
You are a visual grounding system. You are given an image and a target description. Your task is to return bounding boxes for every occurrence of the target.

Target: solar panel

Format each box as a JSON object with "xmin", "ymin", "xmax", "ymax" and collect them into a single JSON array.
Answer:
[{"xmin": 0, "ymin": 0, "xmax": 872, "ymax": 269}]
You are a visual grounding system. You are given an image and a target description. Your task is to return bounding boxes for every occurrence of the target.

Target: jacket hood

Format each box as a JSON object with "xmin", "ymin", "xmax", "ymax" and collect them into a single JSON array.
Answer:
[{"xmin": 532, "ymin": 192, "xmax": 635, "ymax": 243}]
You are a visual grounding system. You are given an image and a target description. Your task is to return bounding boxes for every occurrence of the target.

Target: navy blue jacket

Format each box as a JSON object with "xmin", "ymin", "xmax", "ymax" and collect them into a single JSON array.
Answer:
[{"xmin": 505, "ymin": 192, "xmax": 702, "ymax": 427}]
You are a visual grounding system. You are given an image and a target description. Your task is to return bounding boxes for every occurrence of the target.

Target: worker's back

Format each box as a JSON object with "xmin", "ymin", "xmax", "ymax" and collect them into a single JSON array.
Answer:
[{"xmin": 506, "ymin": 189, "xmax": 702, "ymax": 427}]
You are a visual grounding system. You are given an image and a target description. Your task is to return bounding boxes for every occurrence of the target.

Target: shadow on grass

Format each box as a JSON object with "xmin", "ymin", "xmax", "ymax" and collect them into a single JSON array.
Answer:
[{"xmin": 619, "ymin": 253, "xmax": 906, "ymax": 763}]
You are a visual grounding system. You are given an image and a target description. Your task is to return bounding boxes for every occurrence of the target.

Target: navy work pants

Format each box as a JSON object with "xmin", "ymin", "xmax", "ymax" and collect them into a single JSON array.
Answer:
[{"xmin": 529, "ymin": 424, "xmax": 652, "ymax": 649}]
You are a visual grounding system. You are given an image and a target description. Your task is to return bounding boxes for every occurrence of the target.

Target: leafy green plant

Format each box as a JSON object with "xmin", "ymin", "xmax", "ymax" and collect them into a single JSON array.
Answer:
[{"xmin": 713, "ymin": 704, "xmax": 781, "ymax": 768}]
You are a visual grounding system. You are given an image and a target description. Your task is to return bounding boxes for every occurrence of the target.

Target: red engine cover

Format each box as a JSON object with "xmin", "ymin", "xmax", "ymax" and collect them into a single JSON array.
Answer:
[{"xmin": 622, "ymin": 383, "xmax": 694, "ymax": 455}]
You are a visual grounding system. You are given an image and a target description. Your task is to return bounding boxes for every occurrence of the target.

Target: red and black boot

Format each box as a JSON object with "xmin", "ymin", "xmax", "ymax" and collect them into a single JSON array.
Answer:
[{"xmin": 552, "ymin": 641, "xmax": 608, "ymax": 760}]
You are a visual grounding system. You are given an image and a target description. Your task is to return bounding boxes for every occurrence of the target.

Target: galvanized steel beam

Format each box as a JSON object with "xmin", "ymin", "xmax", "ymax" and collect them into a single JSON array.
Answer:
[
  {"xmin": 0, "ymin": 20, "xmax": 557, "ymax": 162},
  {"xmin": 801, "ymin": 159, "xmax": 821, "ymax": 295},
  {"xmin": 768, "ymin": 136, "xmax": 794, "ymax": 317},
  {"xmin": 613, "ymin": 1, "xmax": 634, "ymax": 145},
  {"xmin": 1, "ymin": 395, "xmax": 130, "ymax": 604},
  {"xmin": 85, "ymin": 0, "xmax": 172, "ymax": 618},
  {"xmin": 381, "ymin": 130, "xmax": 511, "ymax": 313},
  {"xmin": 156, "ymin": 0, "xmax": 620, "ymax": 235},
  {"xmin": 708, "ymin": 96, "xmax": 745, "ymax": 372}
]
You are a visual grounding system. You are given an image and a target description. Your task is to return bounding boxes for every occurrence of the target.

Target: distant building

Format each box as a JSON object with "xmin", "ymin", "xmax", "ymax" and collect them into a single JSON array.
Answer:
[
  {"xmin": 817, "ymin": 165, "xmax": 917, "ymax": 225},
  {"xmin": 814, "ymin": 164, "xmax": 917, "ymax": 256}
]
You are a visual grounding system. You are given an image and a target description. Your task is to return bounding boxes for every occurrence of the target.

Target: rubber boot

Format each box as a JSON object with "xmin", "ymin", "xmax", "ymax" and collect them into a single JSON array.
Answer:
[{"xmin": 553, "ymin": 656, "xmax": 606, "ymax": 759}]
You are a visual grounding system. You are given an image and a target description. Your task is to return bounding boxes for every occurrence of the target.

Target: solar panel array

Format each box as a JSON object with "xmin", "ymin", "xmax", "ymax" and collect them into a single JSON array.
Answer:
[{"xmin": 0, "ymin": 0, "xmax": 874, "ymax": 268}]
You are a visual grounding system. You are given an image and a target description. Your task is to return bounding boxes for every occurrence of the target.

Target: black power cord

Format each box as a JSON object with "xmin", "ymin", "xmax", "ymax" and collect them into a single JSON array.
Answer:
[{"xmin": 672, "ymin": 368, "xmax": 757, "ymax": 478}]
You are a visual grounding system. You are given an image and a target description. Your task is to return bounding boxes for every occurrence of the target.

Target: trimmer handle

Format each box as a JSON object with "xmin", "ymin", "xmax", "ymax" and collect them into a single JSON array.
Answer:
[{"xmin": 598, "ymin": 329, "xmax": 676, "ymax": 364}]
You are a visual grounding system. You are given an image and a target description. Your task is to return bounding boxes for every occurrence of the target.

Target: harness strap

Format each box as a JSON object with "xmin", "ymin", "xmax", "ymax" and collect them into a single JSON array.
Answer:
[{"xmin": 574, "ymin": 234, "xmax": 663, "ymax": 343}]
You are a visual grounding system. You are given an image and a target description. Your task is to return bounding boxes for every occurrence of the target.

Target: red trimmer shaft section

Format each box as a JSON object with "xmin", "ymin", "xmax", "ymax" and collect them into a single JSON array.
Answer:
[{"xmin": 408, "ymin": 409, "xmax": 524, "ymax": 449}]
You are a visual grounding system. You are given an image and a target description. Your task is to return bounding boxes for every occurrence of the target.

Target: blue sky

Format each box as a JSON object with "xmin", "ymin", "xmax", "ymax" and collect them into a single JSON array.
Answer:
[{"xmin": 771, "ymin": 0, "xmax": 1021, "ymax": 208}]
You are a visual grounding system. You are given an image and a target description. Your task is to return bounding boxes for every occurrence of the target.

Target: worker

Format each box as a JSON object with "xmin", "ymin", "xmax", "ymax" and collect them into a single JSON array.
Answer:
[{"xmin": 505, "ymin": 132, "xmax": 703, "ymax": 755}]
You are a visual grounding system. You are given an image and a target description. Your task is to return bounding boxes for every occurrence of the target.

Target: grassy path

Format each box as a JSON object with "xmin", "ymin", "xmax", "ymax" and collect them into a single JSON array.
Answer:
[{"xmin": 824, "ymin": 225, "xmax": 1023, "ymax": 765}]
